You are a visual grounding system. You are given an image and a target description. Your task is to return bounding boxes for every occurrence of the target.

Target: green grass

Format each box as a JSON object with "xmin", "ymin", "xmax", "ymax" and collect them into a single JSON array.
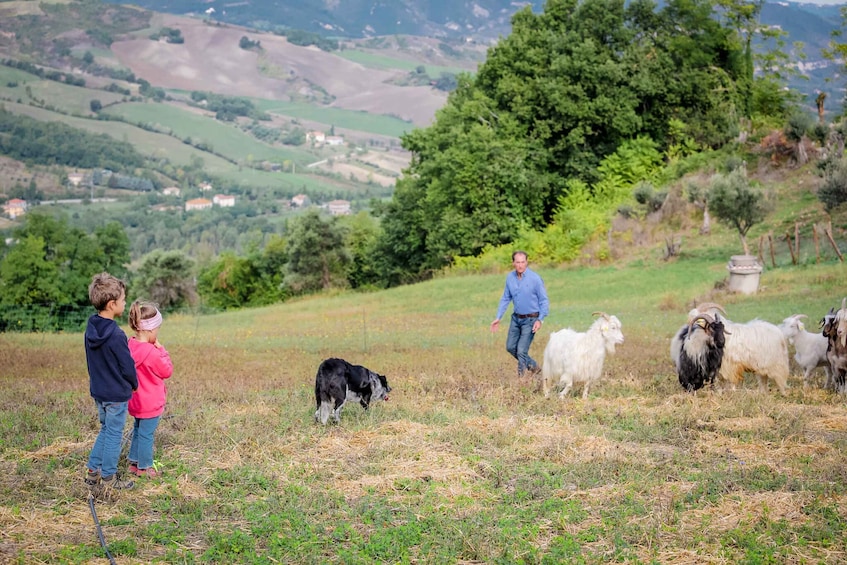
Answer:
[
  {"xmin": 0, "ymin": 67, "xmax": 125, "ymax": 115},
  {"xmin": 2, "ymin": 254, "xmax": 846, "ymax": 562},
  {"xmin": 251, "ymin": 99, "xmax": 415, "ymax": 138},
  {"xmin": 102, "ymin": 101, "xmax": 315, "ymax": 166},
  {"xmin": 336, "ymin": 48, "xmax": 476, "ymax": 77},
  {"xmin": 3, "ymin": 101, "xmax": 236, "ymax": 173}
]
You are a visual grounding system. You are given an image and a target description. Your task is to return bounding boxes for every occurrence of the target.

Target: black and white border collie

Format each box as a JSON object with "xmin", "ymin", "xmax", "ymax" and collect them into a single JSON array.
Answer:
[{"xmin": 314, "ymin": 358, "xmax": 391, "ymax": 425}]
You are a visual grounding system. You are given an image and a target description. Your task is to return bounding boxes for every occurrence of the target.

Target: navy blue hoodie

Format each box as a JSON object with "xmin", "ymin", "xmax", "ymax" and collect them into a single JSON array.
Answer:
[{"xmin": 85, "ymin": 314, "xmax": 138, "ymax": 402}]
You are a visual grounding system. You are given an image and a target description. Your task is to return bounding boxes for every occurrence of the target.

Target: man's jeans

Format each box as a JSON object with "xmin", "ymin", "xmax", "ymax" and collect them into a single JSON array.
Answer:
[
  {"xmin": 506, "ymin": 314, "xmax": 539, "ymax": 376},
  {"xmin": 87, "ymin": 400, "xmax": 128, "ymax": 478},
  {"xmin": 128, "ymin": 415, "xmax": 161, "ymax": 470}
]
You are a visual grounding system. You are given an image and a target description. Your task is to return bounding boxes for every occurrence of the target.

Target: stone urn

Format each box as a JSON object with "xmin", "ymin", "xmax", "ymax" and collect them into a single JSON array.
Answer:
[{"xmin": 727, "ymin": 254, "xmax": 763, "ymax": 294}]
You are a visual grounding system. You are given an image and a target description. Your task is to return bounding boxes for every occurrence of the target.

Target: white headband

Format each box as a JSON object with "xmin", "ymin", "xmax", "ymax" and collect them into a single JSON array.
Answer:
[{"xmin": 138, "ymin": 310, "xmax": 162, "ymax": 331}]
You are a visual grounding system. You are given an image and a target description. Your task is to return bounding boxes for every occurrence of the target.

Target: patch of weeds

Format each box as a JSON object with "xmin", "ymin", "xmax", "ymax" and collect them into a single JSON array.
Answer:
[
  {"xmin": 55, "ymin": 543, "xmax": 102, "ymax": 561},
  {"xmin": 106, "ymin": 537, "xmax": 138, "ymax": 557},
  {"xmin": 144, "ymin": 494, "xmax": 207, "ymax": 544},
  {"xmin": 544, "ymin": 535, "xmax": 584, "ymax": 563},
  {"xmin": 500, "ymin": 462, "xmax": 574, "ymax": 504},
  {"xmin": 207, "ymin": 466, "xmax": 276, "ymax": 497},
  {"xmin": 738, "ymin": 465, "xmax": 788, "ymax": 492},
  {"xmin": 798, "ymin": 499, "xmax": 845, "ymax": 545},
  {"xmin": 102, "ymin": 514, "xmax": 134, "ymax": 527},
  {"xmin": 562, "ymin": 459, "xmax": 656, "ymax": 490},
  {"xmin": 202, "ymin": 528, "xmax": 255, "ymax": 562},
  {"xmin": 164, "ymin": 546, "xmax": 199, "ymax": 563}
]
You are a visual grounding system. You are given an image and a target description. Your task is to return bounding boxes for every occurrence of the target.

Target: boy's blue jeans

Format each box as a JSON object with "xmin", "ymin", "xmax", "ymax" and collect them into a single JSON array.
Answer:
[
  {"xmin": 506, "ymin": 314, "xmax": 539, "ymax": 376},
  {"xmin": 128, "ymin": 415, "xmax": 161, "ymax": 470},
  {"xmin": 87, "ymin": 400, "xmax": 128, "ymax": 478}
]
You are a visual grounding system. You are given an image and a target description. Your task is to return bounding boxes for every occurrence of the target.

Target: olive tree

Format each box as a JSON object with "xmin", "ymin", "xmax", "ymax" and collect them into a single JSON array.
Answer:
[{"xmin": 708, "ymin": 167, "xmax": 770, "ymax": 255}]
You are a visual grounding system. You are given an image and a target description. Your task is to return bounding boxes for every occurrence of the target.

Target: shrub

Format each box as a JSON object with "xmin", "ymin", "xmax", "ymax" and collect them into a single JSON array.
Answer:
[{"xmin": 818, "ymin": 156, "xmax": 847, "ymax": 211}]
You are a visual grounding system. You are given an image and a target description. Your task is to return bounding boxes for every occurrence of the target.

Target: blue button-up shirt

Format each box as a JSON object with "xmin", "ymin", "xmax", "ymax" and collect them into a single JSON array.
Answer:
[{"xmin": 495, "ymin": 268, "xmax": 549, "ymax": 321}]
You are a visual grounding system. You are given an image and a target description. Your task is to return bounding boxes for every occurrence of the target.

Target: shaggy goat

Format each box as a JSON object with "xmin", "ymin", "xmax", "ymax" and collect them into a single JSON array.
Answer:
[
  {"xmin": 682, "ymin": 303, "xmax": 789, "ymax": 394},
  {"xmin": 822, "ymin": 299, "xmax": 847, "ymax": 392},
  {"xmin": 779, "ymin": 314, "xmax": 832, "ymax": 389},
  {"xmin": 672, "ymin": 313, "xmax": 728, "ymax": 392},
  {"xmin": 541, "ymin": 312, "xmax": 624, "ymax": 399}
]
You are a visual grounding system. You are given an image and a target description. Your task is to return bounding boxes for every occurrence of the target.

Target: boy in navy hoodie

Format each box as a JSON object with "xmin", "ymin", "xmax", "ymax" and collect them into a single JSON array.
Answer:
[{"xmin": 84, "ymin": 272, "xmax": 138, "ymax": 496}]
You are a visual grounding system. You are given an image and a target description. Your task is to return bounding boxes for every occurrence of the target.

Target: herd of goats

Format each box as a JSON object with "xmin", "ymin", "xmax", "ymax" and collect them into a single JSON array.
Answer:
[{"xmin": 537, "ymin": 301, "xmax": 847, "ymax": 399}]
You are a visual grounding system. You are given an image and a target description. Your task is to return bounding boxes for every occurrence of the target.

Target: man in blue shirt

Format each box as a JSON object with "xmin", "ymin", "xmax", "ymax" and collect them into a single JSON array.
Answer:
[{"xmin": 490, "ymin": 251, "xmax": 550, "ymax": 377}]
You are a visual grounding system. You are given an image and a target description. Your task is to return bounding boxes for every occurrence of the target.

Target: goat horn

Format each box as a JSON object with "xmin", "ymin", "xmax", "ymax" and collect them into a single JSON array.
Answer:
[
  {"xmin": 591, "ymin": 311, "xmax": 610, "ymax": 320},
  {"xmin": 794, "ymin": 314, "xmax": 808, "ymax": 320},
  {"xmin": 691, "ymin": 313, "xmax": 715, "ymax": 326},
  {"xmin": 694, "ymin": 302, "xmax": 727, "ymax": 316}
]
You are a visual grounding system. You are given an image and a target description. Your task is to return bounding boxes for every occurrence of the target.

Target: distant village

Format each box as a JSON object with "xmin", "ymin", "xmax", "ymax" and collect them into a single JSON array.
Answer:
[{"xmin": 4, "ymin": 172, "xmax": 353, "ymax": 220}]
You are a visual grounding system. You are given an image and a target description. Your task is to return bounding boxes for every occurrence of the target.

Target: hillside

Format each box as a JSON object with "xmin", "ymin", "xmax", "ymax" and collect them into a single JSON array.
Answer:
[
  {"xmin": 2, "ymin": 231, "xmax": 847, "ymax": 562},
  {"xmin": 102, "ymin": 0, "xmax": 547, "ymax": 39}
]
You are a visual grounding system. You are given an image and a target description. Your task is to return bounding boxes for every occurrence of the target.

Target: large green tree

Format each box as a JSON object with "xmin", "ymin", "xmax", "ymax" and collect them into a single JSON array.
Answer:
[
  {"xmin": 285, "ymin": 210, "xmax": 349, "ymax": 293},
  {"xmin": 375, "ymin": 0, "xmax": 746, "ymax": 281}
]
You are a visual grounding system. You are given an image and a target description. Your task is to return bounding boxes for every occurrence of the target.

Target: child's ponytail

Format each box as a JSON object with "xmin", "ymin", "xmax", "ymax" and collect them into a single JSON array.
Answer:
[{"xmin": 129, "ymin": 300, "xmax": 161, "ymax": 332}]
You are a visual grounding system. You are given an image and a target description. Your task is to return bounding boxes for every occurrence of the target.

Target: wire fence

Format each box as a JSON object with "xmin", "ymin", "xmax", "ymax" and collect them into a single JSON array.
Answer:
[
  {"xmin": 0, "ymin": 303, "xmax": 222, "ymax": 333},
  {"xmin": 0, "ymin": 304, "xmax": 92, "ymax": 333}
]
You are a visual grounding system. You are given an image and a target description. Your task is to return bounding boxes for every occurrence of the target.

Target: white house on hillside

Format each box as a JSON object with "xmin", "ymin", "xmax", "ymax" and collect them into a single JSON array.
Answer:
[
  {"xmin": 3, "ymin": 198, "xmax": 27, "ymax": 219},
  {"xmin": 213, "ymin": 194, "xmax": 236, "ymax": 207},
  {"xmin": 327, "ymin": 199, "xmax": 351, "ymax": 216},
  {"xmin": 307, "ymin": 131, "xmax": 326, "ymax": 144},
  {"xmin": 185, "ymin": 198, "xmax": 213, "ymax": 211},
  {"xmin": 291, "ymin": 194, "xmax": 310, "ymax": 208}
]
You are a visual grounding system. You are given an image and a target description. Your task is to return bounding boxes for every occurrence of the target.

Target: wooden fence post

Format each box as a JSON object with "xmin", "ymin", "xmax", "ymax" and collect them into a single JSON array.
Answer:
[
  {"xmin": 785, "ymin": 232, "xmax": 797, "ymax": 264},
  {"xmin": 814, "ymin": 223, "xmax": 820, "ymax": 263},
  {"xmin": 768, "ymin": 232, "xmax": 776, "ymax": 268},
  {"xmin": 824, "ymin": 227, "xmax": 844, "ymax": 262}
]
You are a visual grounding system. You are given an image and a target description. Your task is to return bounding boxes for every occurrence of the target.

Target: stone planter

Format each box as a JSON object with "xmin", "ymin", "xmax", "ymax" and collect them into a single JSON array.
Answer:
[{"xmin": 727, "ymin": 254, "xmax": 763, "ymax": 294}]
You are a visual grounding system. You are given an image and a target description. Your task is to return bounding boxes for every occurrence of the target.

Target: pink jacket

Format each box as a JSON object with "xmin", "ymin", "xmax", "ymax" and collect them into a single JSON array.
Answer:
[{"xmin": 128, "ymin": 338, "xmax": 174, "ymax": 419}]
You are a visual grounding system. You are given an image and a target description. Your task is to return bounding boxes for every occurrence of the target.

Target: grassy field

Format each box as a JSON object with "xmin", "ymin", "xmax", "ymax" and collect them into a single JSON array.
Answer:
[
  {"xmin": 2, "ymin": 101, "xmax": 236, "ymax": 174},
  {"xmin": 250, "ymin": 99, "xmax": 414, "ymax": 139},
  {"xmin": 102, "ymin": 102, "xmax": 315, "ymax": 166},
  {"xmin": 0, "ymin": 67, "xmax": 125, "ymax": 115},
  {"xmin": 336, "ymin": 49, "xmax": 475, "ymax": 77},
  {"xmin": 1, "ymin": 245, "xmax": 846, "ymax": 562}
]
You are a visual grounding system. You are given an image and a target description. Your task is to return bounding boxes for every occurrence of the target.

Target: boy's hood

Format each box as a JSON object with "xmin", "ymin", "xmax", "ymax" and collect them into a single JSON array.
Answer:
[{"xmin": 85, "ymin": 316, "xmax": 118, "ymax": 349}]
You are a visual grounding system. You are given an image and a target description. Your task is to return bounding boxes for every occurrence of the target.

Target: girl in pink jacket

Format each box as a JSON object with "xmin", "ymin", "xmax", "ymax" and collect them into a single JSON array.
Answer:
[{"xmin": 127, "ymin": 300, "xmax": 173, "ymax": 478}]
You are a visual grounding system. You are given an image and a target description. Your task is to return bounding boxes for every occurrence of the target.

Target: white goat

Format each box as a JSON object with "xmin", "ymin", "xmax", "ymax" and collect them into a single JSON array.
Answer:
[
  {"xmin": 779, "ymin": 314, "xmax": 832, "ymax": 389},
  {"xmin": 541, "ymin": 312, "xmax": 624, "ymax": 399},
  {"xmin": 685, "ymin": 303, "xmax": 789, "ymax": 394}
]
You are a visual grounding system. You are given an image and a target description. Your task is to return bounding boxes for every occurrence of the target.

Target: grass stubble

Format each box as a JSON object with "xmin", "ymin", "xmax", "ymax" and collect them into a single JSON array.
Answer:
[{"xmin": 1, "ymin": 258, "xmax": 846, "ymax": 563}]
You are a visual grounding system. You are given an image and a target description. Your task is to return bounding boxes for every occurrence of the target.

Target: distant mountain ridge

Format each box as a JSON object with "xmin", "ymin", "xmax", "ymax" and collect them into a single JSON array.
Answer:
[{"xmin": 103, "ymin": 0, "xmax": 547, "ymax": 40}]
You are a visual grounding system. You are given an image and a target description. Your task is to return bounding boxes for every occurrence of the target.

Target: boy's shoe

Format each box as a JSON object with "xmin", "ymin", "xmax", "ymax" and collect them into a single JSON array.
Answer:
[
  {"xmin": 84, "ymin": 469, "xmax": 101, "ymax": 487},
  {"xmin": 100, "ymin": 474, "xmax": 134, "ymax": 498},
  {"xmin": 131, "ymin": 467, "xmax": 161, "ymax": 478}
]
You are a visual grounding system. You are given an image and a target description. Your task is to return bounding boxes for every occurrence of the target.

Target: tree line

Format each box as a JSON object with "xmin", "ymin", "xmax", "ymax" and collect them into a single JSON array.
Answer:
[
  {"xmin": 371, "ymin": 0, "xmax": 810, "ymax": 283},
  {"xmin": 0, "ymin": 208, "xmax": 380, "ymax": 331}
]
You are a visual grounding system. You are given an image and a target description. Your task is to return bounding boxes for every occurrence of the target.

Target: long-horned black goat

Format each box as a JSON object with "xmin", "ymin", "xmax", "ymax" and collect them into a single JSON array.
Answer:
[
  {"xmin": 822, "ymin": 298, "xmax": 847, "ymax": 393},
  {"xmin": 671, "ymin": 302, "xmax": 789, "ymax": 394},
  {"xmin": 672, "ymin": 312, "xmax": 728, "ymax": 392}
]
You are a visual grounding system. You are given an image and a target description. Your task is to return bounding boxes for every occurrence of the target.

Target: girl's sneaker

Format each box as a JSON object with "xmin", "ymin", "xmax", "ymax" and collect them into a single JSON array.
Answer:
[
  {"xmin": 133, "ymin": 467, "xmax": 161, "ymax": 478},
  {"xmin": 128, "ymin": 462, "xmax": 139, "ymax": 475}
]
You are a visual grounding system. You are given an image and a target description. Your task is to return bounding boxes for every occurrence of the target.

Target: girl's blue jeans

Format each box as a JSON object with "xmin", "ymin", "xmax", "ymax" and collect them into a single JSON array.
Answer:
[
  {"xmin": 87, "ymin": 400, "xmax": 128, "ymax": 479},
  {"xmin": 128, "ymin": 415, "xmax": 161, "ymax": 470},
  {"xmin": 506, "ymin": 314, "xmax": 539, "ymax": 376}
]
